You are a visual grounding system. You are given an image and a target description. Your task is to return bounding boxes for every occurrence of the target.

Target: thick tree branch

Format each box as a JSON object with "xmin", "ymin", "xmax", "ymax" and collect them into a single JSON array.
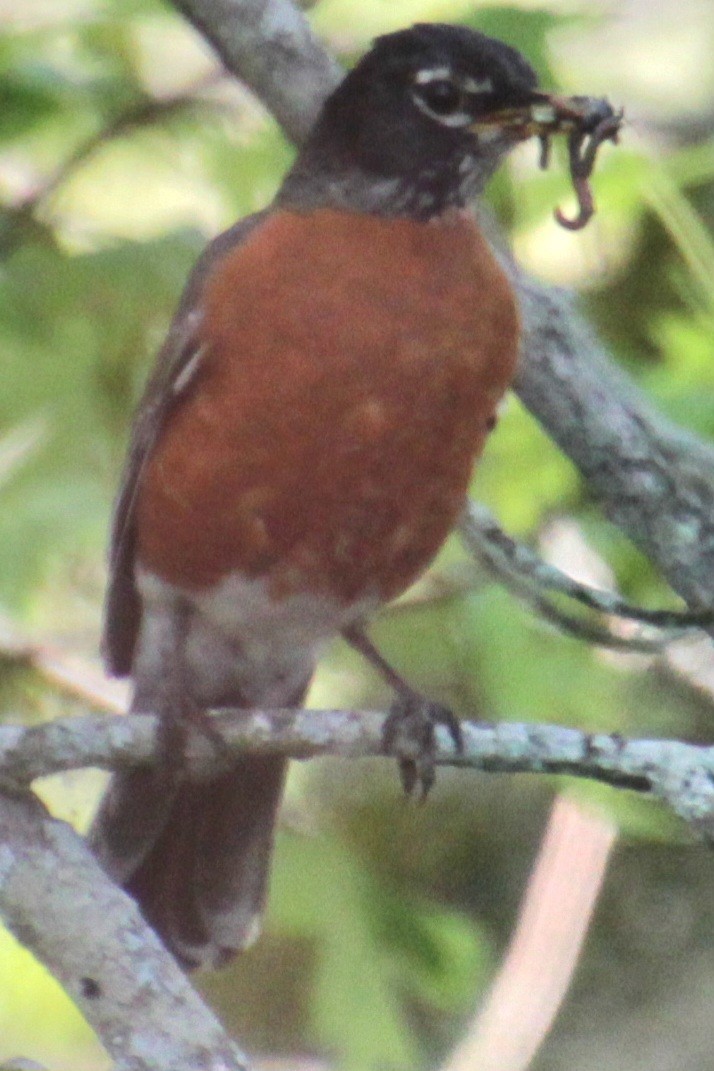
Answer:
[
  {"xmin": 166, "ymin": 0, "xmax": 714, "ymax": 620},
  {"xmin": 170, "ymin": 0, "xmax": 342, "ymax": 143},
  {"xmin": 509, "ymin": 274, "xmax": 714, "ymax": 612},
  {"xmin": 0, "ymin": 789, "xmax": 248, "ymax": 1071},
  {"xmin": 2, "ymin": 711, "xmax": 714, "ymax": 832}
]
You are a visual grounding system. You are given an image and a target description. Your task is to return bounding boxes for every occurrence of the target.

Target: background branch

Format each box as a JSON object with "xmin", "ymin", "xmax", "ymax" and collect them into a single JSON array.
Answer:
[
  {"xmin": 170, "ymin": 0, "xmax": 342, "ymax": 143},
  {"xmin": 0, "ymin": 77, "xmax": 222, "ymax": 260}
]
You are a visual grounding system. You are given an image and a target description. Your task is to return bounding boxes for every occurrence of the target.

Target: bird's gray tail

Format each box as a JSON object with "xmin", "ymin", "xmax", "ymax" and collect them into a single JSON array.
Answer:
[{"xmin": 89, "ymin": 754, "xmax": 288, "ymax": 970}]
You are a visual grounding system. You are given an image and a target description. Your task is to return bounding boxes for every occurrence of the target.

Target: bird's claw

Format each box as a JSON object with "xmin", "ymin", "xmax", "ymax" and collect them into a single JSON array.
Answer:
[{"xmin": 382, "ymin": 693, "xmax": 463, "ymax": 800}]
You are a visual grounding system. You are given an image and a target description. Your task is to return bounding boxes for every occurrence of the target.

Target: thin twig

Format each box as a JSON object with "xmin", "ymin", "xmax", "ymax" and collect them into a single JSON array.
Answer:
[{"xmin": 460, "ymin": 501, "xmax": 714, "ymax": 635}]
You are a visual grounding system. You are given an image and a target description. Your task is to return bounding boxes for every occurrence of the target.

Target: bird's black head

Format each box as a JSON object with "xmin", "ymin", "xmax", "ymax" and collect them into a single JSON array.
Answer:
[
  {"xmin": 280, "ymin": 23, "xmax": 553, "ymax": 218},
  {"xmin": 280, "ymin": 23, "xmax": 619, "ymax": 219},
  {"xmin": 347, "ymin": 23, "xmax": 540, "ymax": 149}
]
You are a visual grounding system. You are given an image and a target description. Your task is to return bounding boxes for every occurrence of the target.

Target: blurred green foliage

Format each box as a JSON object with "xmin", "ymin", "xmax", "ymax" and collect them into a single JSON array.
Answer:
[{"xmin": 1, "ymin": 1, "xmax": 714, "ymax": 1069}]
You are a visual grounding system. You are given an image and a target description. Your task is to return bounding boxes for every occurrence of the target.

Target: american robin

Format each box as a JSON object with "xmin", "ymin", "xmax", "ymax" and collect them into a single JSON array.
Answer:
[{"xmin": 89, "ymin": 22, "xmax": 615, "ymax": 969}]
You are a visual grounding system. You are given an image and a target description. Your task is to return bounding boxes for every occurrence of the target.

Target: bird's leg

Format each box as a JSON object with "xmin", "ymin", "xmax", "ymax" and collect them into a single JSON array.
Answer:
[{"xmin": 342, "ymin": 624, "xmax": 463, "ymax": 799}]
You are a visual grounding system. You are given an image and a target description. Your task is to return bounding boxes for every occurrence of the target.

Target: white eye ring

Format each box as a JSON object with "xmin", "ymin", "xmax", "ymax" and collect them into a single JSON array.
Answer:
[
  {"xmin": 411, "ymin": 70, "xmax": 494, "ymax": 127},
  {"xmin": 414, "ymin": 67, "xmax": 454, "ymax": 85},
  {"xmin": 412, "ymin": 74, "xmax": 469, "ymax": 127}
]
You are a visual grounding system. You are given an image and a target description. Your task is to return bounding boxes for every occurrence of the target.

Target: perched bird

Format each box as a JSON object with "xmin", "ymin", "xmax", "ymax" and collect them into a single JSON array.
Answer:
[{"xmin": 90, "ymin": 22, "xmax": 613, "ymax": 969}]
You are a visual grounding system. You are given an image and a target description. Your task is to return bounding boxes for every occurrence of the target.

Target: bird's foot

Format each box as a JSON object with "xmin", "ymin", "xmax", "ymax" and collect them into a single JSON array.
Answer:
[{"xmin": 382, "ymin": 691, "xmax": 463, "ymax": 800}]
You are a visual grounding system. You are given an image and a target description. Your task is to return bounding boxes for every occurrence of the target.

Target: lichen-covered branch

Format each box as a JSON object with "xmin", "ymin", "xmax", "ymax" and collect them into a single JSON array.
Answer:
[
  {"xmin": 1, "ymin": 710, "xmax": 714, "ymax": 832},
  {"xmin": 460, "ymin": 500, "xmax": 714, "ymax": 645},
  {"xmin": 0, "ymin": 788, "xmax": 248, "ymax": 1071},
  {"xmin": 509, "ymin": 273, "xmax": 714, "ymax": 613}
]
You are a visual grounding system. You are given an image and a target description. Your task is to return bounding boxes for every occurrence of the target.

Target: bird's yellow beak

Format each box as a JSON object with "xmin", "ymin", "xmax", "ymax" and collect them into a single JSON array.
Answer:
[{"xmin": 471, "ymin": 92, "xmax": 622, "ymax": 141}]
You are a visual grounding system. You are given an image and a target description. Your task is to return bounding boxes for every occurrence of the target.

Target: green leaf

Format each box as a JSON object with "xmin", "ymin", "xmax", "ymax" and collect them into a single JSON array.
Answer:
[
  {"xmin": 0, "ymin": 231, "xmax": 201, "ymax": 606},
  {"xmin": 273, "ymin": 831, "xmax": 421, "ymax": 1069},
  {"xmin": 373, "ymin": 884, "xmax": 489, "ymax": 1012},
  {"xmin": 272, "ymin": 829, "xmax": 488, "ymax": 1069},
  {"xmin": 643, "ymin": 168, "xmax": 714, "ymax": 316},
  {"xmin": 474, "ymin": 397, "xmax": 581, "ymax": 534},
  {"xmin": 0, "ymin": 418, "xmax": 47, "ymax": 492},
  {"xmin": 0, "ymin": 72, "xmax": 62, "ymax": 141}
]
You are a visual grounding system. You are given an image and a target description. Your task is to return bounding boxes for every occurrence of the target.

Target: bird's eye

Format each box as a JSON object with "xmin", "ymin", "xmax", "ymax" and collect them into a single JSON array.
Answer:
[
  {"xmin": 412, "ymin": 74, "xmax": 470, "ymax": 126},
  {"xmin": 419, "ymin": 78, "xmax": 463, "ymax": 115}
]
